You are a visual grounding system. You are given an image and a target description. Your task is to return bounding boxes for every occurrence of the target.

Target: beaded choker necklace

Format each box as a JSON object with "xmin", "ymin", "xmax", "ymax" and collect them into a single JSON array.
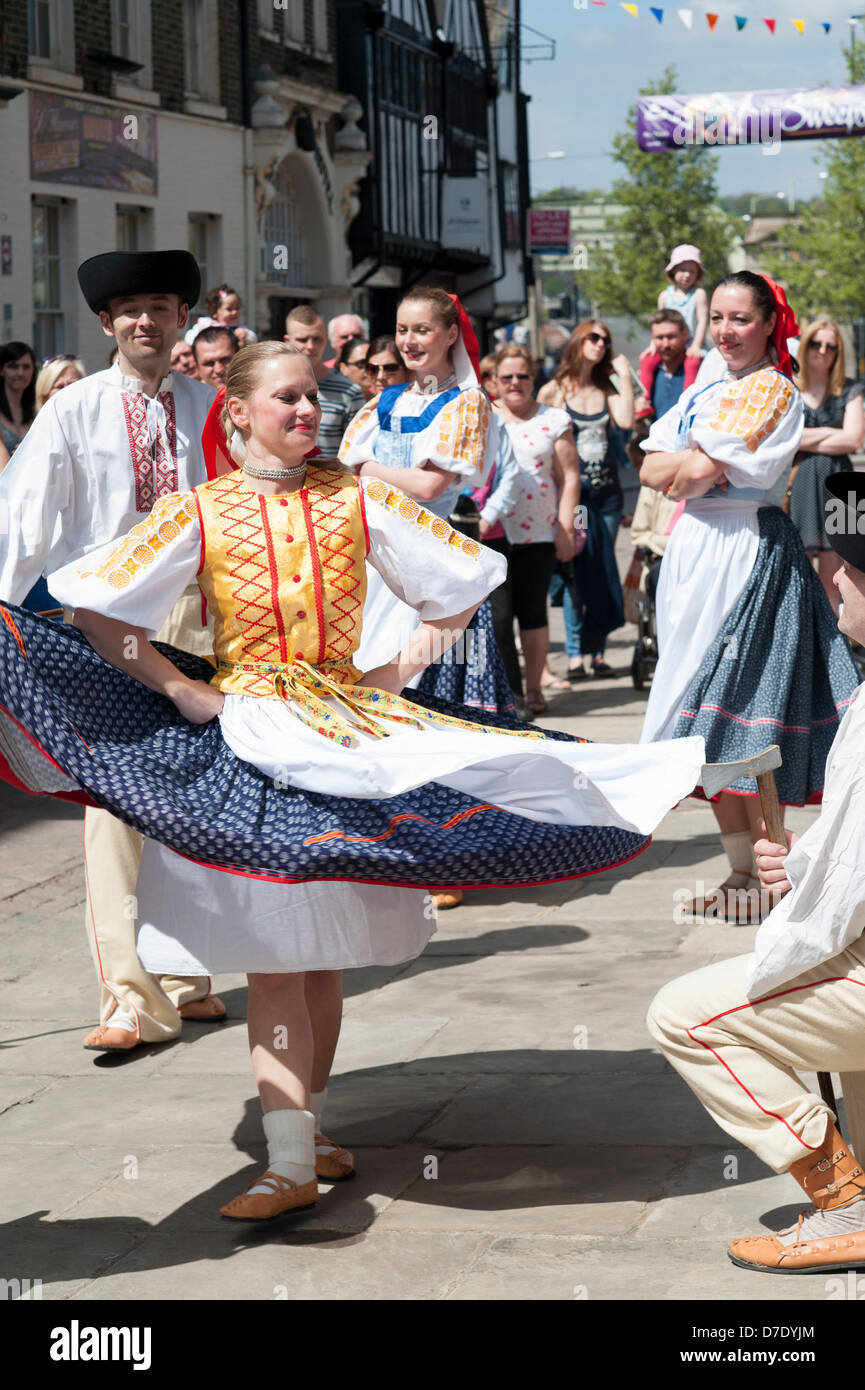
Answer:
[{"xmin": 242, "ymin": 460, "xmax": 308, "ymax": 481}]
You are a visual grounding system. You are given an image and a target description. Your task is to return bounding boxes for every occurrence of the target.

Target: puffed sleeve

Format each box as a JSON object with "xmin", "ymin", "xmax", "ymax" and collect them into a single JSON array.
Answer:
[
  {"xmin": 360, "ymin": 477, "xmax": 505, "ymax": 619},
  {"xmin": 689, "ymin": 368, "xmax": 803, "ymax": 488},
  {"xmin": 416, "ymin": 386, "xmax": 498, "ymax": 485},
  {"xmin": 338, "ymin": 396, "xmax": 381, "ymax": 470},
  {"xmin": 0, "ymin": 400, "xmax": 74, "ymax": 603},
  {"xmin": 46, "ymin": 491, "xmax": 202, "ymax": 637}
]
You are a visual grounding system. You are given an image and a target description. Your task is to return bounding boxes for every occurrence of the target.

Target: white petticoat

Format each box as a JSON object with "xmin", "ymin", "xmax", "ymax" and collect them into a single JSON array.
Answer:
[
  {"xmin": 641, "ymin": 499, "xmax": 762, "ymax": 744},
  {"xmin": 136, "ymin": 842, "xmax": 432, "ymax": 974}
]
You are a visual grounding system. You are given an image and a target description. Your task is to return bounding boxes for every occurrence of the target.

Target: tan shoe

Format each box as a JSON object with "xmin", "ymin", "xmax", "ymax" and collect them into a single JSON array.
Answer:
[
  {"xmin": 728, "ymin": 1124, "xmax": 865, "ymax": 1272},
  {"xmin": 178, "ymin": 993, "xmax": 227, "ymax": 1021},
  {"xmin": 431, "ymin": 889, "xmax": 463, "ymax": 910},
  {"xmin": 729, "ymin": 1221, "xmax": 865, "ymax": 1274},
  {"xmin": 315, "ymin": 1133, "xmax": 355, "ymax": 1182},
  {"xmin": 681, "ymin": 874, "xmax": 765, "ymax": 925},
  {"xmin": 220, "ymin": 1172, "xmax": 319, "ymax": 1222},
  {"xmin": 83, "ymin": 1025, "xmax": 143, "ymax": 1052}
]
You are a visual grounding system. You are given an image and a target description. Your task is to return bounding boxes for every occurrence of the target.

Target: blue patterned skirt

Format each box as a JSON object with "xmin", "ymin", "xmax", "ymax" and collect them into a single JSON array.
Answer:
[
  {"xmin": 0, "ymin": 605, "xmax": 648, "ymax": 889},
  {"xmin": 673, "ymin": 508, "xmax": 859, "ymax": 803},
  {"xmin": 415, "ymin": 599, "xmax": 518, "ymax": 713}
]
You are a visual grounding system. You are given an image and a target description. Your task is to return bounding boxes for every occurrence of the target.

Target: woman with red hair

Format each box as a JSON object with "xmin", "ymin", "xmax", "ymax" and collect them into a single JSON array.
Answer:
[{"xmin": 539, "ymin": 321, "xmax": 633, "ymax": 678}]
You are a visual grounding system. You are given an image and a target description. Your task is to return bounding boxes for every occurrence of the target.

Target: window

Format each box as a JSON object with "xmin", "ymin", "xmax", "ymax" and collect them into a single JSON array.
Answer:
[
  {"xmin": 117, "ymin": 207, "xmax": 152, "ymax": 253},
  {"xmin": 27, "ymin": 0, "xmax": 77, "ymax": 75},
  {"xmin": 262, "ymin": 185, "xmax": 309, "ymax": 288},
  {"xmin": 111, "ymin": 0, "xmax": 154, "ymax": 91},
  {"xmin": 188, "ymin": 214, "xmax": 220, "ymax": 312},
  {"xmin": 284, "ymin": 0, "xmax": 305, "ymax": 45},
  {"xmin": 311, "ymin": 0, "xmax": 329, "ymax": 54},
  {"xmin": 183, "ymin": 0, "xmax": 221, "ymax": 105},
  {"xmin": 27, "ymin": 0, "xmax": 51, "ymax": 59},
  {"xmin": 32, "ymin": 202, "xmax": 64, "ymax": 360}
]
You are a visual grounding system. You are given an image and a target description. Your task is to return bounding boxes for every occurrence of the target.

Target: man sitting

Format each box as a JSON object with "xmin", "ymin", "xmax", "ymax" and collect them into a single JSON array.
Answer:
[{"xmin": 648, "ymin": 472, "xmax": 865, "ymax": 1273}]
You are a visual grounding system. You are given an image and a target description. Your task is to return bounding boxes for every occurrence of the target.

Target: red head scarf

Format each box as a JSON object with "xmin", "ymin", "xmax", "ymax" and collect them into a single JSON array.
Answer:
[
  {"xmin": 446, "ymin": 293, "xmax": 481, "ymax": 384},
  {"xmin": 200, "ymin": 384, "xmax": 321, "ymax": 479},
  {"xmin": 758, "ymin": 274, "xmax": 800, "ymax": 380}
]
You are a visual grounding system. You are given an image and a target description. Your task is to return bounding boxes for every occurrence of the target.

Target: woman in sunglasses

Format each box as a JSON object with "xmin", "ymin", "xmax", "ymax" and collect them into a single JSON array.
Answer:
[
  {"xmin": 786, "ymin": 318, "xmax": 865, "ymax": 614},
  {"xmin": 539, "ymin": 321, "xmax": 633, "ymax": 678},
  {"xmin": 492, "ymin": 344, "xmax": 580, "ymax": 715},
  {"xmin": 364, "ymin": 336, "xmax": 411, "ymax": 391}
]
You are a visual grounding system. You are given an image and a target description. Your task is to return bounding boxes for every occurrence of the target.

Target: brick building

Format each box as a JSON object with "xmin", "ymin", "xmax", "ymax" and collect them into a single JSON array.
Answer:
[{"xmin": 0, "ymin": 0, "xmax": 370, "ymax": 363}]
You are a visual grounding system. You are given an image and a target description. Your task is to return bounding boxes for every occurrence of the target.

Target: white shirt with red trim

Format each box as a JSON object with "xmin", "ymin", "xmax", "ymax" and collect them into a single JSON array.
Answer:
[{"xmin": 0, "ymin": 364, "xmax": 215, "ymax": 604}]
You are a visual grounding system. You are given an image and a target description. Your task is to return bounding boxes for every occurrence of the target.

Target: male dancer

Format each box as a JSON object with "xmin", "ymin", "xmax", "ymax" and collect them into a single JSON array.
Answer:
[
  {"xmin": 0, "ymin": 250, "xmax": 224, "ymax": 1052},
  {"xmin": 649, "ymin": 473, "xmax": 865, "ymax": 1272}
]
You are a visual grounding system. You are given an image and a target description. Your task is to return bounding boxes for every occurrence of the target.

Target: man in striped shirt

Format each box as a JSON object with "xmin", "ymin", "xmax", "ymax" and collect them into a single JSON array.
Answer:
[{"xmin": 284, "ymin": 305, "xmax": 365, "ymax": 454}]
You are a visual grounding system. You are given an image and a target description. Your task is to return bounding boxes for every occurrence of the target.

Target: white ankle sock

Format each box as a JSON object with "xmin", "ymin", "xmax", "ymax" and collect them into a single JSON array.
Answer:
[
  {"xmin": 248, "ymin": 1108, "xmax": 316, "ymax": 1193},
  {"xmin": 720, "ymin": 831, "xmax": 756, "ymax": 879},
  {"xmin": 105, "ymin": 1006, "xmax": 136, "ymax": 1033},
  {"xmin": 777, "ymin": 1194, "xmax": 865, "ymax": 1246}
]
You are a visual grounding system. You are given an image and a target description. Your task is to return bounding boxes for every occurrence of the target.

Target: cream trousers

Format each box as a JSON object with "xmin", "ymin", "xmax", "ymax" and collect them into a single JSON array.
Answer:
[
  {"xmin": 647, "ymin": 940, "xmax": 865, "ymax": 1173},
  {"xmin": 82, "ymin": 585, "xmax": 216, "ymax": 1040}
]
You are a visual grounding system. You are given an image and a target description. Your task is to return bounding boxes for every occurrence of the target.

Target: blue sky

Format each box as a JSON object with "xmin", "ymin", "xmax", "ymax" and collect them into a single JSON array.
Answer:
[{"xmin": 522, "ymin": 0, "xmax": 863, "ymax": 201}]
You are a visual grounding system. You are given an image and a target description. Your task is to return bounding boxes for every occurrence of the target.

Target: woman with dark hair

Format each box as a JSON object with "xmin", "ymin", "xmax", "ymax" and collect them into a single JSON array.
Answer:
[
  {"xmin": 337, "ymin": 335, "xmax": 370, "ymax": 396},
  {"xmin": 0, "ymin": 341, "xmax": 37, "ymax": 457},
  {"xmin": 364, "ymin": 336, "xmax": 410, "ymax": 391},
  {"xmin": 539, "ymin": 321, "xmax": 633, "ymax": 677},
  {"xmin": 640, "ymin": 270, "xmax": 859, "ymax": 921},
  {"xmin": 787, "ymin": 317, "xmax": 865, "ymax": 614}
]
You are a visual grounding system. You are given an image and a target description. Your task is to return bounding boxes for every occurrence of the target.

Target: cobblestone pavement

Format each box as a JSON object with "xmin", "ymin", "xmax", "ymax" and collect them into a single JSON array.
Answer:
[{"xmin": 0, "ymin": 600, "xmax": 830, "ymax": 1302}]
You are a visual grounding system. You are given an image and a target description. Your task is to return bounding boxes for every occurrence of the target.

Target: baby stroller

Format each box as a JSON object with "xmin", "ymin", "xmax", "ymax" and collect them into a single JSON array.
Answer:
[{"xmin": 629, "ymin": 548, "xmax": 661, "ymax": 691}]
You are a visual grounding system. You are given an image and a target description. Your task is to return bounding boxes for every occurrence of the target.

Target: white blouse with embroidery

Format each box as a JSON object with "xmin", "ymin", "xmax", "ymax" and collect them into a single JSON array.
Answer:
[{"xmin": 0, "ymin": 365, "xmax": 216, "ymax": 605}]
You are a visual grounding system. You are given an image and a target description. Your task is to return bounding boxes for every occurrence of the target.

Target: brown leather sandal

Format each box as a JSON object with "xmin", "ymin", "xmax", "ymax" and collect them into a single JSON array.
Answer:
[
  {"xmin": 315, "ymin": 1133, "xmax": 356, "ymax": 1182},
  {"xmin": 83, "ymin": 1024, "xmax": 142, "ymax": 1052},
  {"xmin": 178, "ymin": 993, "xmax": 227, "ymax": 1021},
  {"xmin": 220, "ymin": 1171, "xmax": 319, "ymax": 1222}
]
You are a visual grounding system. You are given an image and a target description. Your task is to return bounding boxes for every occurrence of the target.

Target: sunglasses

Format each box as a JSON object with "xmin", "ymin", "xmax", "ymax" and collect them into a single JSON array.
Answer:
[
  {"xmin": 498, "ymin": 373, "xmax": 531, "ymax": 382},
  {"xmin": 369, "ymin": 362, "xmax": 401, "ymax": 375},
  {"xmin": 42, "ymin": 354, "xmax": 76, "ymax": 366},
  {"xmin": 586, "ymin": 332, "xmax": 610, "ymax": 347},
  {"xmin": 808, "ymin": 340, "xmax": 838, "ymax": 353}
]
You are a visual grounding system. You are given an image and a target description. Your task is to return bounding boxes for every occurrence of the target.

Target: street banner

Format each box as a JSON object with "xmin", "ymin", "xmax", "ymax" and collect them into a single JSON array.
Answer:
[{"xmin": 636, "ymin": 83, "xmax": 865, "ymax": 151}]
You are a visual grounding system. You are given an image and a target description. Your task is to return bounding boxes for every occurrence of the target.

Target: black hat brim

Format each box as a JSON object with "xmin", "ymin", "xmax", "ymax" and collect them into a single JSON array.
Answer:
[
  {"xmin": 824, "ymin": 471, "xmax": 865, "ymax": 573},
  {"xmin": 77, "ymin": 251, "xmax": 201, "ymax": 314}
]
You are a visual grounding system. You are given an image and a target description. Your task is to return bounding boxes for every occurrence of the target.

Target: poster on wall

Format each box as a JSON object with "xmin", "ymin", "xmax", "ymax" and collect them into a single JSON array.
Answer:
[{"xmin": 29, "ymin": 91, "xmax": 158, "ymax": 194}]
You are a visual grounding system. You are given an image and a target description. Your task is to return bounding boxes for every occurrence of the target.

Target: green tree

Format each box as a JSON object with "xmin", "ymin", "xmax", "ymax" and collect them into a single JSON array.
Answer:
[
  {"xmin": 767, "ymin": 36, "xmax": 865, "ymax": 322},
  {"xmin": 582, "ymin": 68, "xmax": 735, "ymax": 324}
]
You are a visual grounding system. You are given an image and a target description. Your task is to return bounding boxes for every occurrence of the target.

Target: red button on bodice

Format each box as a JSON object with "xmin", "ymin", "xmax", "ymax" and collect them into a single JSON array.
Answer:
[{"xmin": 293, "ymin": 574, "xmax": 301, "ymax": 582}]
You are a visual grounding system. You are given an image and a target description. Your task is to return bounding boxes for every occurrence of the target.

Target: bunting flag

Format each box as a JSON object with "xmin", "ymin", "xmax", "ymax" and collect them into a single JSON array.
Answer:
[{"xmin": 579, "ymin": 6, "xmax": 845, "ymax": 34}]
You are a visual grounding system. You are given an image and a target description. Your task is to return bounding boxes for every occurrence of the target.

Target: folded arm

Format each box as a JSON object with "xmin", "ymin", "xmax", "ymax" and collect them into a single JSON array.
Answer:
[{"xmin": 640, "ymin": 446, "xmax": 726, "ymax": 499}]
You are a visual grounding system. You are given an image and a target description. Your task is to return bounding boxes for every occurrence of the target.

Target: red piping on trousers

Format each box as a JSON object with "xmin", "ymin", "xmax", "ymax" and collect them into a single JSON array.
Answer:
[{"xmin": 686, "ymin": 974, "xmax": 865, "ymax": 1150}]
